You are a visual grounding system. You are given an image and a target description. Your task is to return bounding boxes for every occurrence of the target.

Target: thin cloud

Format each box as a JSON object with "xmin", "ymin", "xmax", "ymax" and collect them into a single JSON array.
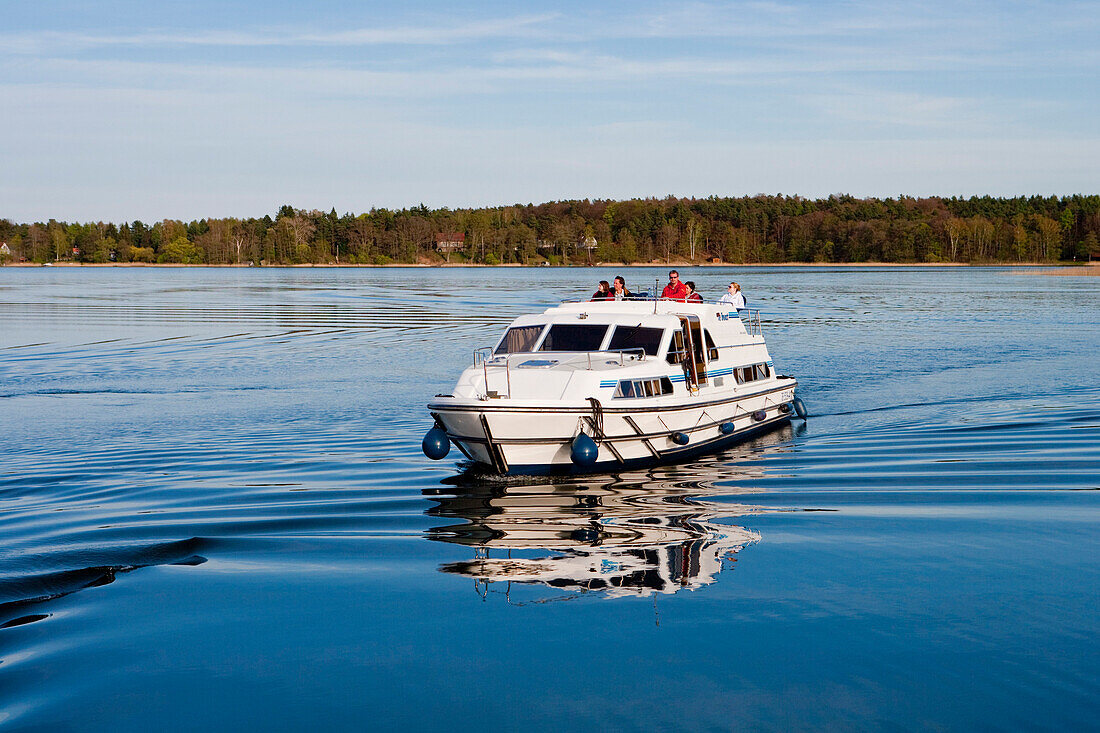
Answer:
[
  {"xmin": 297, "ymin": 15, "xmax": 557, "ymax": 45},
  {"xmin": 1, "ymin": 0, "xmax": 1096, "ymax": 222},
  {"xmin": 802, "ymin": 90, "xmax": 981, "ymax": 130},
  {"xmin": 0, "ymin": 3, "xmax": 1026, "ymax": 56},
  {"xmin": 3, "ymin": 2, "xmax": 1094, "ymax": 67},
  {"xmin": 0, "ymin": 14, "xmax": 559, "ymax": 54}
]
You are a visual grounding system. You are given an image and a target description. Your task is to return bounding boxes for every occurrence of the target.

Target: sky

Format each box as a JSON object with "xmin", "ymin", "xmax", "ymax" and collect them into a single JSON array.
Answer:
[{"xmin": 2, "ymin": 0, "xmax": 1098, "ymax": 222}]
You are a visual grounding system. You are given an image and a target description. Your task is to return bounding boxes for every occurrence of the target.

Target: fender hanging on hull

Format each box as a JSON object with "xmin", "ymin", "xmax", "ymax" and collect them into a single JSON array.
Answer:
[{"xmin": 465, "ymin": 414, "xmax": 792, "ymax": 476}]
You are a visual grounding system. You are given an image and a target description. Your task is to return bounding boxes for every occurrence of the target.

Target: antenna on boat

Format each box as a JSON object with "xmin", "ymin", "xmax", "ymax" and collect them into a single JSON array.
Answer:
[{"xmin": 653, "ymin": 278, "xmax": 659, "ymax": 313}]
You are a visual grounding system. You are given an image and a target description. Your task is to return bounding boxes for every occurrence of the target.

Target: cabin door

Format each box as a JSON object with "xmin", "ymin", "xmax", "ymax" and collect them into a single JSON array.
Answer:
[{"xmin": 676, "ymin": 316, "xmax": 707, "ymax": 389}]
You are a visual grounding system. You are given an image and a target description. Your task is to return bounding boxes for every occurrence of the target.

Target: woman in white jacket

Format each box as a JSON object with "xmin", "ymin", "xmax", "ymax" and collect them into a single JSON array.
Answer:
[{"xmin": 717, "ymin": 282, "xmax": 746, "ymax": 309}]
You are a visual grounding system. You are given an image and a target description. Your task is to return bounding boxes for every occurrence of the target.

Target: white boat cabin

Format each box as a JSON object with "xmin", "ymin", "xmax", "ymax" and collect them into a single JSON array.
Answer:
[{"xmin": 455, "ymin": 300, "xmax": 776, "ymax": 404}]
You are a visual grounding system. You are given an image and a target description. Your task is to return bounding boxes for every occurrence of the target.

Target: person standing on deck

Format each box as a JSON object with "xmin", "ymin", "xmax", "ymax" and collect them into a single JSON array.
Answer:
[
  {"xmin": 717, "ymin": 282, "xmax": 746, "ymax": 308},
  {"xmin": 660, "ymin": 270, "xmax": 688, "ymax": 300}
]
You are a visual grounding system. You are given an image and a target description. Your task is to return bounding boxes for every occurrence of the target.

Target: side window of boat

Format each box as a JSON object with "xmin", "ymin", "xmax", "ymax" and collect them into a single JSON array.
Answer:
[
  {"xmin": 608, "ymin": 325, "xmax": 664, "ymax": 356},
  {"xmin": 495, "ymin": 325, "xmax": 544, "ymax": 354},
  {"xmin": 538, "ymin": 324, "xmax": 609, "ymax": 352},
  {"xmin": 703, "ymin": 330, "xmax": 719, "ymax": 360},
  {"xmin": 735, "ymin": 363, "xmax": 771, "ymax": 384},
  {"xmin": 614, "ymin": 377, "xmax": 675, "ymax": 398},
  {"xmin": 666, "ymin": 330, "xmax": 686, "ymax": 364}
]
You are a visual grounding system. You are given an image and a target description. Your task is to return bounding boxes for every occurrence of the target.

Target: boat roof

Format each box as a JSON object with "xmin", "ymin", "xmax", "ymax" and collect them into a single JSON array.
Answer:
[
  {"xmin": 499, "ymin": 299, "xmax": 748, "ymax": 332},
  {"xmin": 545, "ymin": 300, "xmax": 732, "ymax": 318}
]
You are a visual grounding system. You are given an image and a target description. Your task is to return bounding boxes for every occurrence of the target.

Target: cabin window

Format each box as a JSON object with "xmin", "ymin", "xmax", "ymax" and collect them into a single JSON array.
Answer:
[
  {"xmin": 607, "ymin": 325, "xmax": 664, "ymax": 356},
  {"xmin": 735, "ymin": 363, "xmax": 771, "ymax": 384},
  {"xmin": 538, "ymin": 324, "xmax": 609, "ymax": 352},
  {"xmin": 666, "ymin": 330, "xmax": 686, "ymax": 364},
  {"xmin": 703, "ymin": 330, "xmax": 719, "ymax": 360},
  {"xmin": 495, "ymin": 325, "xmax": 544, "ymax": 354},
  {"xmin": 614, "ymin": 377, "xmax": 674, "ymax": 399}
]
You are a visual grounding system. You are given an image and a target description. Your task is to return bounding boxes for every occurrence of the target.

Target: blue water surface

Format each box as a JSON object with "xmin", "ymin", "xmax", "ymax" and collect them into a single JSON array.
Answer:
[{"xmin": 0, "ymin": 266, "xmax": 1097, "ymax": 731}]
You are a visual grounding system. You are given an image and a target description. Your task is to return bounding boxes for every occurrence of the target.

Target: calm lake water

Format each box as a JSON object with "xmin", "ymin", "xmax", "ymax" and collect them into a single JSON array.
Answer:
[{"xmin": 1, "ymin": 266, "xmax": 1097, "ymax": 731}]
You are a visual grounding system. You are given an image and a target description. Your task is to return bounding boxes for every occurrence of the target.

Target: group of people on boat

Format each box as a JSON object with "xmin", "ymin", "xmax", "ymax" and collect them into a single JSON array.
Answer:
[{"xmin": 590, "ymin": 270, "xmax": 746, "ymax": 308}]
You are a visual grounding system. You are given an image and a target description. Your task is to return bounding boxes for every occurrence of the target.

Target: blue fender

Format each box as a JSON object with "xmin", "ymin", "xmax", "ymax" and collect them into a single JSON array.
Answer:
[
  {"xmin": 671, "ymin": 431, "xmax": 690, "ymax": 445},
  {"xmin": 719, "ymin": 422, "xmax": 736, "ymax": 434},
  {"xmin": 422, "ymin": 426, "xmax": 450, "ymax": 460},
  {"xmin": 792, "ymin": 396, "xmax": 808, "ymax": 419},
  {"xmin": 570, "ymin": 433, "xmax": 599, "ymax": 466}
]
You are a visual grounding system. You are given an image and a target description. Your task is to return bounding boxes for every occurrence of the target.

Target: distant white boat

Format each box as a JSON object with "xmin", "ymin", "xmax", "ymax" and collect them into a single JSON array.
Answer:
[{"xmin": 424, "ymin": 297, "xmax": 806, "ymax": 474}]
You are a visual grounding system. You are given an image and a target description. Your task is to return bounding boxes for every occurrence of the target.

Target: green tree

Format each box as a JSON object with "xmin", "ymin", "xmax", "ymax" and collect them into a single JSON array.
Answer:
[
  {"xmin": 158, "ymin": 236, "xmax": 202, "ymax": 263},
  {"xmin": 1079, "ymin": 232, "xmax": 1098, "ymax": 261}
]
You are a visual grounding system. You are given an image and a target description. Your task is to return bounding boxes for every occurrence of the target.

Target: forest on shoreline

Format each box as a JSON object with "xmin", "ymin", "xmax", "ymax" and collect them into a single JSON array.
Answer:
[{"xmin": 2, "ymin": 195, "xmax": 1098, "ymax": 266}]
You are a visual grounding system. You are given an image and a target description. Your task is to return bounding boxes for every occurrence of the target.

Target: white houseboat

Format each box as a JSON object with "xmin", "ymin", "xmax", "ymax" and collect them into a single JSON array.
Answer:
[{"xmin": 423, "ymin": 298, "xmax": 805, "ymax": 475}]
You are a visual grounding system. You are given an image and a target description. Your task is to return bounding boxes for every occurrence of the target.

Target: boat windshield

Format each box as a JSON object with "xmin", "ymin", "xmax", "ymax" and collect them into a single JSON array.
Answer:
[
  {"xmin": 607, "ymin": 325, "xmax": 664, "ymax": 356},
  {"xmin": 495, "ymin": 325, "xmax": 545, "ymax": 354},
  {"xmin": 538, "ymin": 324, "xmax": 609, "ymax": 352}
]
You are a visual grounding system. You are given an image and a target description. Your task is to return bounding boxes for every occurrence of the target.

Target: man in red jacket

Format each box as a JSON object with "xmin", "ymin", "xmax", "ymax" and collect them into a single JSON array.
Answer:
[{"xmin": 660, "ymin": 270, "xmax": 688, "ymax": 300}]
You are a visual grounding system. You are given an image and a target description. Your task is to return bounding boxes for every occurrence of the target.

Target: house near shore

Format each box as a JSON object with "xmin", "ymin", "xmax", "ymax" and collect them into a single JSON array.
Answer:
[
  {"xmin": 576, "ymin": 235, "xmax": 597, "ymax": 251},
  {"xmin": 0, "ymin": 243, "xmax": 10, "ymax": 257},
  {"xmin": 435, "ymin": 232, "xmax": 465, "ymax": 262},
  {"xmin": 435, "ymin": 232, "xmax": 465, "ymax": 254}
]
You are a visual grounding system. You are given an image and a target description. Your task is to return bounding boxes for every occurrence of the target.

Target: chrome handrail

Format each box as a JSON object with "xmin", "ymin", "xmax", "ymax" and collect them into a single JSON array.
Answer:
[
  {"xmin": 478, "ymin": 352, "xmax": 513, "ymax": 399},
  {"xmin": 614, "ymin": 347, "xmax": 647, "ymax": 365},
  {"xmin": 473, "ymin": 346, "xmax": 495, "ymax": 366},
  {"xmin": 476, "ymin": 346, "xmax": 649, "ymax": 397},
  {"xmin": 741, "ymin": 308, "xmax": 761, "ymax": 336},
  {"xmin": 560, "ymin": 295, "xmax": 654, "ymax": 304},
  {"xmin": 585, "ymin": 347, "xmax": 647, "ymax": 369}
]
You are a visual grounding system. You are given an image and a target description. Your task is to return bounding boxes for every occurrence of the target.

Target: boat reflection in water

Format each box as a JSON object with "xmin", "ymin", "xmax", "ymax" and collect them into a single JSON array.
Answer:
[{"xmin": 424, "ymin": 430, "xmax": 794, "ymax": 601}]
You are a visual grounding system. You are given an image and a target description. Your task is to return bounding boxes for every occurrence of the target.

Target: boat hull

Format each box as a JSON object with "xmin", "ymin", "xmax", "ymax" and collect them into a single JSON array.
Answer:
[{"xmin": 429, "ymin": 381, "xmax": 796, "ymax": 475}]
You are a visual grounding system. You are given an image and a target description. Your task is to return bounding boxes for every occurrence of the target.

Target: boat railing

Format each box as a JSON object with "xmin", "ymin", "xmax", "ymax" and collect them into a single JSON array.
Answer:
[
  {"xmin": 745, "ymin": 309, "xmax": 761, "ymax": 336},
  {"xmin": 560, "ymin": 294, "xmax": 652, "ymax": 304},
  {"xmin": 474, "ymin": 349, "xmax": 514, "ymax": 398},
  {"xmin": 556, "ymin": 298, "xmax": 764, "ymax": 332},
  {"xmin": 472, "ymin": 346, "xmax": 648, "ymax": 399},
  {"xmin": 476, "ymin": 346, "xmax": 646, "ymax": 369},
  {"xmin": 473, "ymin": 346, "xmax": 495, "ymax": 366},
  {"xmin": 594, "ymin": 347, "xmax": 647, "ymax": 367}
]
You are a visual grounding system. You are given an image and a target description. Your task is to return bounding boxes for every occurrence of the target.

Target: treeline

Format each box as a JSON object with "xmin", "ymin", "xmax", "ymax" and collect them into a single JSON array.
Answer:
[{"xmin": 2, "ymin": 195, "xmax": 1098, "ymax": 266}]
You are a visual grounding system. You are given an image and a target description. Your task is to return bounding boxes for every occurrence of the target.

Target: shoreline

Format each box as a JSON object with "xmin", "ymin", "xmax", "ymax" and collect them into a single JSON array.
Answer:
[
  {"xmin": 5, "ymin": 261, "xmax": 1095, "ymax": 270},
  {"xmin": 1018, "ymin": 265, "xmax": 1100, "ymax": 276}
]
